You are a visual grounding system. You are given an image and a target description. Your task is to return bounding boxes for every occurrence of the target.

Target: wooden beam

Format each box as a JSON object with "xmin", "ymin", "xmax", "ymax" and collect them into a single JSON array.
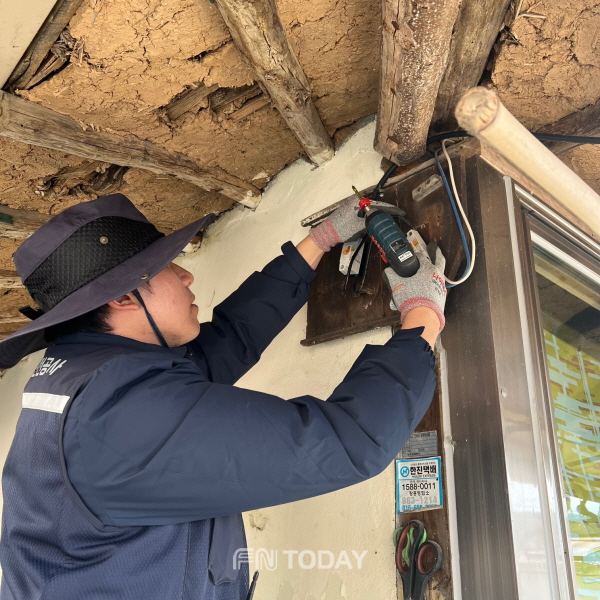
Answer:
[
  {"xmin": 4, "ymin": 0, "xmax": 85, "ymax": 92},
  {"xmin": 0, "ymin": 312, "xmax": 29, "ymax": 325},
  {"xmin": 0, "ymin": 205, "xmax": 50, "ymax": 240},
  {"xmin": 431, "ymin": 0, "xmax": 512, "ymax": 131},
  {"xmin": 374, "ymin": 0, "xmax": 462, "ymax": 166},
  {"xmin": 537, "ymin": 98, "xmax": 600, "ymax": 155},
  {"xmin": 0, "ymin": 91, "xmax": 260, "ymax": 206},
  {"xmin": 20, "ymin": 30, "xmax": 84, "ymax": 92},
  {"xmin": 0, "ymin": 271, "xmax": 23, "ymax": 289},
  {"xmin": 86, "ymin": 164, "xmax": 128, "ymax": 195},
  {"xmin": 36, "ymin": 160, "xmax": 128, "ymax": 197},
  {"xmin": 213, "ymin": 0, "xmax": 334, "ymax": 165},
  {"xmin": 228, "ymin": 95, "xmax": 270, "ymax": 122},
  {"xmin": 210, "ymin": 84, "xmax": 261, "ymax": 112},
  {"xmin": 166, "ymin": 83, "xmax": 219, "ymax": 121}
]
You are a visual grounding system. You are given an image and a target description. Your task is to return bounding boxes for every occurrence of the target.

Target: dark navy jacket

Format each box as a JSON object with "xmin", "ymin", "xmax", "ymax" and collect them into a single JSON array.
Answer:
[{"xmin": 0, "ymin": 242, "xmax": 436, "ymax": 599}]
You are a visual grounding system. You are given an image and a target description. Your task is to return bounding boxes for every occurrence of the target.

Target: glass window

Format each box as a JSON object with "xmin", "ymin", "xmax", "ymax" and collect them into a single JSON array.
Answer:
[{"xmin": 534, "ymin": 240, "xmax": 600, "ymax": 600}]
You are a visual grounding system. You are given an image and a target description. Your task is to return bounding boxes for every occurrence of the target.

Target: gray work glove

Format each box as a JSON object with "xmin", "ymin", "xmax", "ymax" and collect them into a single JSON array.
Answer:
[
  {"xmin": 309, "ymin": 198, "xmax": 394, "ymax": 252},
  {"xmin": 383, "ymin": 242, "xmax": 447, "ymax": 332}
]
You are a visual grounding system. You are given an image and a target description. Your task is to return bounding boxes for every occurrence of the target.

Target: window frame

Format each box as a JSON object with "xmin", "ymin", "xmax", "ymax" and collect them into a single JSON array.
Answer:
[
  {"xmin": 516, "ymin": 184, "xmax": 600, "ymax": 600},
  {"xmin": 441, "ymin": 155, "xmax": 599, "ymax": 600}
]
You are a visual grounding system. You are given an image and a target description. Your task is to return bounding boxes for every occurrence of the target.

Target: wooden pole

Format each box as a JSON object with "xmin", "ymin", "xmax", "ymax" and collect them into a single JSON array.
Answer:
[
  {"xmin": 0, "ymin": 206, "xmax": 50, "ymax": 240},
  {"xmin": 374, "ymin": 0, "xmax": 462, "ymax": 166},
  {"xmin": 0, "ymin": 91, "xmax": 260, "ymax": 206},
  {"xmin": 4, "ymin": 0, "xmax": 85, "ymax": 92},
  {"xmin": 456, "ymin": 87, "xmax": 600, "ymax": 240},
  {"xmin": 0, "ymin": 312, "xmax": 29, "ymax": 325},
  {"xmin": 213, "ymin": 0, "xmax": 334, "ymax": 165},
  {"xmin": 228, "ymin": 95, "xmax": 270, "ymax": 122},
  {"xmin": 431, "ymin": 0, "xmax": 513, "ymax": 131},
  {"xmin": 166, "ymin": 83, "xmax": 219, "ymax": 121},
  {"xmin": 0, "ymin": 271, "xmax": 23, "ymax": 289}
]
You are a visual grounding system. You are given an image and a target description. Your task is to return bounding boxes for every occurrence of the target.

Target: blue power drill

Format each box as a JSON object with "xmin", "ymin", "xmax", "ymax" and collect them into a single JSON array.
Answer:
[{"xmin": 356, "ymin": 195, "xmax": 420, "ymax": 278}]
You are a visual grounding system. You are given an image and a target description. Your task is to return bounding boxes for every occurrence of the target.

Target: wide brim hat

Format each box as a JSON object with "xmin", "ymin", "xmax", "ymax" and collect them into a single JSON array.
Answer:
[{"xmin": 0, "ymin": 193, "xmax": 215, "ymax": 369}]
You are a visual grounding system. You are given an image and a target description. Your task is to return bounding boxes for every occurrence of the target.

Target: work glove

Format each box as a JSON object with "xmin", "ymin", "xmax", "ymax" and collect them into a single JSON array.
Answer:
[
  {"xmin": 383, "ymin": 242, "xmax": 447, "ymax": 333},
  {"xmin": 309, "ymin": 198, "xmax": 394, "ymax": 252}
]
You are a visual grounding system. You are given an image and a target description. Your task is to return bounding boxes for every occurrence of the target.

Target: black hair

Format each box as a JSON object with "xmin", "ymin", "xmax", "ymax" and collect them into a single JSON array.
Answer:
[
  {"xmin": 44, "ymin": 304, "xmax": 112, "ymax": 343},
  {"xmin": 43, "ymin": 281, "xmax": 153, "ymax": 344}
]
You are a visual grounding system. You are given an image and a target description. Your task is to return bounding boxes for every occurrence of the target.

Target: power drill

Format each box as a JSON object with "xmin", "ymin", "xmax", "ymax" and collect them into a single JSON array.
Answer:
[{"xmin": 354, "ymin": 191, "xmax": 420, "ymax": 278}]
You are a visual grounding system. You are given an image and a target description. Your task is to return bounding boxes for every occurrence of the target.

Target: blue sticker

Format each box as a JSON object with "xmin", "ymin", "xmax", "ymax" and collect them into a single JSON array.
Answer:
[{"xmin": 396, "ymin": 457, "xmax": 443, "ymax": 513}]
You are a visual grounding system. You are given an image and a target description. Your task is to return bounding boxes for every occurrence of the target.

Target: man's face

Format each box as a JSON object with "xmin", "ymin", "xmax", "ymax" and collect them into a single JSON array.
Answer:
[{"xmin": 139, "ymin": 262, "xmax": 200, "ymax": 346}]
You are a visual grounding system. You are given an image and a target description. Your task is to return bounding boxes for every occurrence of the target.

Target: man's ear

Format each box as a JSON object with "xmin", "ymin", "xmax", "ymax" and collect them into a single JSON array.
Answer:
[{"xmin": 107, "ymin": 293, "xmax": 140, "ymax": 311}]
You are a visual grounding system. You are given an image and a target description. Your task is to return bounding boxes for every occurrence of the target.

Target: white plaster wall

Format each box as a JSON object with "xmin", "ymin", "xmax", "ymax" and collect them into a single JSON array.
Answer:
[
  {"xmin": 178, "ymin": 119, "xmax": 397, "ymax": 600},
  {"xmin": 0, "ymin": 0, "xmax": 58, "ymax": 87}
]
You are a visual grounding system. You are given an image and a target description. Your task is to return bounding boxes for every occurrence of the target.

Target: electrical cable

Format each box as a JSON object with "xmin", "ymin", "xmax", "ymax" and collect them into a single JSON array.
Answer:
[
  {"xmin": 370, "ymin": 146, "xmax": 478, "ymax": 287},
  {"xmin": 343, "ymin": 234, "xmax": 367, "ymax": 296},
  {"xmin": 396, "ymin": 215, "xmax": 416, "ymax": 229},
  {"xmin": 371, "ymin": 162, "xmax": 399, "ymax": 200},
  {"xmin": 434, "ymin": 149, "xmax": 470, "ymax": 288},
  {"xmin": 353, "ymin": 237, "xmax": 372, "ymax": 296},
  {"xmin": 369, "ymin": 163, "xmax": 416, "ymax": 228},
  {"xmin": 427, "ymin": 131, "xmax": 600, "ymax": 146},
  {"xmin": 439, "ymin": 139, "xmax": 476, "ymax": 285},
  {"xmin": 371, "ymin": 130, "xmax": 598, "ymax": 287}
]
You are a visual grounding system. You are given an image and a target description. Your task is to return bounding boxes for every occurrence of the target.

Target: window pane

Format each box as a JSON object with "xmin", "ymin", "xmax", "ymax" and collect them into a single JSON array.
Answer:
[{"xmin": 534, "ymin": 244, "xmax": 600, "ymax": 600}]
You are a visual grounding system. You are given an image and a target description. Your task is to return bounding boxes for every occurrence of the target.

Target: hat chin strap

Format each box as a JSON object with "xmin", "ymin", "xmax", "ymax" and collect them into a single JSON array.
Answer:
[{"xmin": 131, "ymin": 289, "xmax": 169, "ymax": 348}]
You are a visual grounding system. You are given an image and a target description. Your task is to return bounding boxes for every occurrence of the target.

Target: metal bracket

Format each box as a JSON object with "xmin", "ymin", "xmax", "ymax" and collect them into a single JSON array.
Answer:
[{"xmin": 412, "ymin": 174, "xmax": 443, "ymax": 202}]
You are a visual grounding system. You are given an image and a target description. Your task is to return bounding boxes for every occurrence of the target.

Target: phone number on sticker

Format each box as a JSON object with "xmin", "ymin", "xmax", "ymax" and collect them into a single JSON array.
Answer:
[{"xmin": 401, "ymin": 482, "xmax": 436, "ymax": 491}]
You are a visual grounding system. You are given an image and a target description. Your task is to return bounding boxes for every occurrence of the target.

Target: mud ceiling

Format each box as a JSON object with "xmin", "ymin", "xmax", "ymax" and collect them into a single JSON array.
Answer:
[{"xmin": 1, "ymin": 0, "xmax": 600, "ymax": 333}]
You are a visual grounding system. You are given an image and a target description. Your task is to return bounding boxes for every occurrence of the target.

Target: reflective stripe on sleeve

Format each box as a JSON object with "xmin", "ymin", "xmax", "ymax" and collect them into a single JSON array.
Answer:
[{"xmin": 22, "ymin": 393, "xmax": 70, "ymax": 414}]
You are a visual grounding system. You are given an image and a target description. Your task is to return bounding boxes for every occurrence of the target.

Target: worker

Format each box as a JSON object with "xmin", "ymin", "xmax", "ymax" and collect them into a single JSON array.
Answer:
[{"xmin": 0, "ymin": 193, "xmax": 446, "ymax": 600}]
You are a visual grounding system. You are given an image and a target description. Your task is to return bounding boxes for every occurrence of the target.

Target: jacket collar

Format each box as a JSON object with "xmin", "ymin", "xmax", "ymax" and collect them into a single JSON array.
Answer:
[{"xmin": 52, "ymin": 332, "xmax": 189, "ymax": 357}]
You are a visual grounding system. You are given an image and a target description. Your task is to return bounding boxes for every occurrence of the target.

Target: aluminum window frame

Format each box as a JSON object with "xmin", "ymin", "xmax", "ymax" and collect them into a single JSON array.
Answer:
[
  {"xmin": 444, "ymin": 158, "xmax": 557, "ymax": 600},
  {"xmin": 443, "ymin": 156, "xmax": 600, "ymax": 600},
  {"xmin": 515, "ymin": 184, "xmax": 600, "ymax": 600}
]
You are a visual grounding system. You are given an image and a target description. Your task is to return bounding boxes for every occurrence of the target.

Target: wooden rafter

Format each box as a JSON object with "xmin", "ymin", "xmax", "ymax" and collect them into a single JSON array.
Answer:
[
  {"xmin": 213, "ymin": 0, "xmax": 334, "ymax": 165},
  {"xmin": 33, "ymin": 160, "xmax": 128, "ymax": 201},
  {"xmin": 538, "ymin": 98, "xmax": 600, "ymax": 155},
  {"xmin": 0, "ymin": 91, "xmax": 261, "ymax": 206},
  {"xmin": 0, "ymin": 270, "xmax": 23, "ymax": 289},
  {"xmin": 374, "ymin": 0, "xmax": 462, "ymax": 166},
  {"xmin": 228, "ymin": 95, "xmax": 270, "ymax": 122},
  {"xmin": 431, "ymin": 0, "xmax": 513, "ymax": 131},
  {"xmin": 209, "ymin": 84, "xmax": 270, "ymax": 121},
  {"xmin": 4, "ymin": 0, "xmax": 85, "ymax": 92},
  {"xmin": 209, "ymin": 84, "xmax": 261, "ymax": 111},
  {"xmin": 0, "ymin": 312, "xmax": 29, "ymax": 325},
  {"xmin": 0, "ymin": 205, "xmax": 50, "ymax": 240},
  {"xmin": 165, "ymin": 83, "xmax": 219, "ymax": 121}
]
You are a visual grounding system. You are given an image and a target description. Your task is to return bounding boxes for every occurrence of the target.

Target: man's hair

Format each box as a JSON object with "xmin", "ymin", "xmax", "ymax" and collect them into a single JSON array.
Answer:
[
  {"xmin": 44, "ymin": 281, "xmax": 153, "ymax": 343},
  {"xmin": 45, "ymin": 304, "xmax": 112, "ymax": 343}
]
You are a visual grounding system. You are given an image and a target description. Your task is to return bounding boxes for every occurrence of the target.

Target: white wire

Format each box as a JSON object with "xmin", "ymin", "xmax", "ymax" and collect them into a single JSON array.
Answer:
[{"xmin": 441, "ymin": 139, "xmax": 476, "ymax": 285}]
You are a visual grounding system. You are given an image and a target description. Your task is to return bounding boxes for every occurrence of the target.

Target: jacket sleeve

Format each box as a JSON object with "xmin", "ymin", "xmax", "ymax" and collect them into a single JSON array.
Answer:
[
  {"xmin": 63, "ymin": 327, "xmax": 436, "ymax": 527},
  {"xmin": 187, "ymin": 242, "xmax": 315, "ymax": 385}
]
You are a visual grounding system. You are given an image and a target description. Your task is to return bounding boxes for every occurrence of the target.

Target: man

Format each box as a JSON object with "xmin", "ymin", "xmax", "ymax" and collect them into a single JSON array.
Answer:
[{"xmin": 0, "ymin": 193, "xmax": 446, "ymax": 599}]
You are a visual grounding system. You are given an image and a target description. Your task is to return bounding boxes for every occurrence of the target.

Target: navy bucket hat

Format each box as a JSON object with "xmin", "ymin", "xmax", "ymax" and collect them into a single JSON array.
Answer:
[{"xmin": 0, "ymin": 193, "xmax": 215, "ymax": 369}]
